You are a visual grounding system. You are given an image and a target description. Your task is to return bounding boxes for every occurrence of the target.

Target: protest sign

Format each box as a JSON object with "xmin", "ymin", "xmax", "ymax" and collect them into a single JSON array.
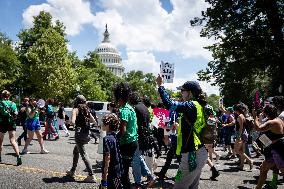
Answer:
[{"xmin": 160, "ymin": 61, "xmax": 174, "ymax": 83}]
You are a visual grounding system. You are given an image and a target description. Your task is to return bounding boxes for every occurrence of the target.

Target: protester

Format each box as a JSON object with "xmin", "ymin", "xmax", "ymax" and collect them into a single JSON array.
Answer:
[
  {"xmin": 101, "ymin": 113, "xmax": 123, "ymax": 189},
  {"xmin": 203, "ymin": 105, "xmax": 220, "ymax": 180},
  {"xmin": 233, "ymin": 103, "xmax": 254, "ymax": 170},
  {"xmin": 56, "ymin": 102, "xmax": 70, "ymax": 137},
  {"xmin": 66, "ymin": 95, "xmax": 97, "ymax": 183},
  {"xmin": 221, "ymin": 107, "xmax": 236, "ymax": 159},
  {"xmin": 155, "ymin": 109, "xmax": 180, "ymax": 180},
  {"xmin": 21, "ymin": 98, "xmax": 49, "ymax": 155},
  {"xmin": 113, "ymin": 82, "xmax": 138, "ymax": 189},
  {"xmin": 156, "ymin": 75, "xmax": 208, "ymax": 189},
  {"xmin": 42, "ymin": 98, "xmax": 59, "ymax": 140},
  {"xmin": 17, "ymin": 97, "xmax": 29, "ymax": 146},
  {"xmin": 128, "ymin": 92, "xmax": 155, "ymax": 188},
  {"xmin": 253, "ymin": 104, "xmax": 284, "ymax": 189},
  {"xmin": 0, "ymin": 90, "xmax": 22, "ymax": 165}
]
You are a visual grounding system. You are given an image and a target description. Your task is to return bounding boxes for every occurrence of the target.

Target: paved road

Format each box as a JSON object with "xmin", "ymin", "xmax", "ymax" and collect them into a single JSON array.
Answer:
[{"xmin": 0, "ymin": 126, "xmax": 283, "ymax": 189}]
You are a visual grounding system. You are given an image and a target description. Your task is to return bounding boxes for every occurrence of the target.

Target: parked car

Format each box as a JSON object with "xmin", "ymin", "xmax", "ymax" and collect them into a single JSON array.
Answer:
[{"xmin": 64, "ymin": 101, "xmax": 110, "ymax": 130}]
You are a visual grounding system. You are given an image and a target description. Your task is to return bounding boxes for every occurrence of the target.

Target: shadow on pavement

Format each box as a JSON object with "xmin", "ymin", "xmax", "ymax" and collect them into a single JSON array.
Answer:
[
  {"xmin": 221, "ymin": 166, "xmax": 242, "ymax": 172},
  {"xmin": 5, "ymin": 152, "xmax": 17, "ymax": 157},
  {"xmin": 0, "ymin": 162, "xmax": 17, "ymax": 166},
  {"xmin": 42, "ymin": 175, "xmax": 76, "ymax": 183}
]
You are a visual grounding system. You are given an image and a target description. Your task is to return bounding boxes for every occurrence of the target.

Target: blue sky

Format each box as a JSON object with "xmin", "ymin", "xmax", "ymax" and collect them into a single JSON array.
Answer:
[{"xmin": 0, "ymin": 0, "xmax": 219, "ymax": 95}]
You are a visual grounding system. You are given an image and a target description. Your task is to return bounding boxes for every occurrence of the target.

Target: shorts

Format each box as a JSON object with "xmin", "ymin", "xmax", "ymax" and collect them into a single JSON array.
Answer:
[
  {"xmin": 26, "ymin": 119, "xmax": 41, "ymax": 131},
  {"xmin": 0, "ymin": 124, "xmax": 16, "ymax": 133}
]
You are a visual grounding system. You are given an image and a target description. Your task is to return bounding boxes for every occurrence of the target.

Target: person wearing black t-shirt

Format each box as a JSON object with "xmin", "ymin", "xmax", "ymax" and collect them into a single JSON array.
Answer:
[{"xmin": 101, "ymin": 113, "xmax": 123, "ymax": 189}]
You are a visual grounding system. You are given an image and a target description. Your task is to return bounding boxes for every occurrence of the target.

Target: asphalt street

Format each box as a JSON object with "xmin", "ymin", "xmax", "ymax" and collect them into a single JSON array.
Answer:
[{"xmin": 0, "ymin": 126, "xmax": 283, "ymax": 189}]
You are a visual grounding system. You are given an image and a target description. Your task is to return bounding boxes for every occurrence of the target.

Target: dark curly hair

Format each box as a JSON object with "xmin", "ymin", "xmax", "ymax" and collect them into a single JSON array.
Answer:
[
  {"xmin": 113, "ymin": 82, "xmax": 132, "ymax": 102},
  {"xmin": 234, "ymin": 103, "xmax": 248, "ymax": 114},
  {"xmin": 102, "ymin": 113, "xmax": 120, "ymax": 131},
  {"xmin": 129, "ymin": 92, "xmax": 141, "ymax": 105},
  {"xmin": 263, "ymin": 104, "xmax": 278, "ymax": 119}
]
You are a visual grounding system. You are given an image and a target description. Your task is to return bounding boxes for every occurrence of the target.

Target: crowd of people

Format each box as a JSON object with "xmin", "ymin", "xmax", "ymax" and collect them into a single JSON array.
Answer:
[{"xmin": 0, "ymin": 75, "xmax": 284, "ymax": 189}]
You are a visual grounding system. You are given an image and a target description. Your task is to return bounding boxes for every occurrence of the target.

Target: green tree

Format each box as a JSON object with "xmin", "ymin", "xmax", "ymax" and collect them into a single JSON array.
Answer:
[
  {"xmin": 123, "ymin": 71, "xmax": 158, "ymax": 101},
  {"xmin": 17, "ymin": 11, "xmax": 76, "ymax": 102},
  {"xmin": 192, "ymin": 0, "xmax": 284, "ymax": 105},
  {"xmin": 79, "ymin": 51, "xmax": 120, "ymax": 101},
  {"xmin": 207, "ymin": 94, "xmax": 220, "ymax": 111},
  {"xmin": 0, "ymin": 32, "xmax": 21, "ymax": 91}
]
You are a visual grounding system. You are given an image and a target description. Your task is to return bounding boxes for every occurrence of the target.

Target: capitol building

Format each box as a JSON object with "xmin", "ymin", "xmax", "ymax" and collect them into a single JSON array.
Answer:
[{"xmin": 95, "ymin": 25, "xmax": 124, "ymax": 77}]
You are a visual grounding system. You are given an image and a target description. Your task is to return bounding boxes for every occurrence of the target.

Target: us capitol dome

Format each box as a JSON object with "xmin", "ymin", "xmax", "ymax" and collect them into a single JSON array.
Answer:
[{"xmin": 95, "ymin": 25, "xmax": 125, "ymax": 77}]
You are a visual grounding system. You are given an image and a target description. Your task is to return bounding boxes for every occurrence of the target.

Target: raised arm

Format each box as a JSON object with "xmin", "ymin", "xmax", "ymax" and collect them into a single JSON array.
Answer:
[{"xmin": 158, "ymin": 86, "xmax": 196, "ymax": 114}]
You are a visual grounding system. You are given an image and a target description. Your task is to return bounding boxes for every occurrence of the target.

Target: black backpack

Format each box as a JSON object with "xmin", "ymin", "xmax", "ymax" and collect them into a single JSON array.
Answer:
[
  {"xmin": 75, "ymin": 104, "xmax": 91, "ymax": 144},
  {"xmin": 0, "ymin": 101, "xmax": 16, "ymax": 126}
]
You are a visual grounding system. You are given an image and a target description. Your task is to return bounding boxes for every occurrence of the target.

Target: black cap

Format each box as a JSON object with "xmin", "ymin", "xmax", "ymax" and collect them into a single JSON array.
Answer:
[{"xmin": 179, "ymin": 81, "xmax": 202, "ymax": 95}]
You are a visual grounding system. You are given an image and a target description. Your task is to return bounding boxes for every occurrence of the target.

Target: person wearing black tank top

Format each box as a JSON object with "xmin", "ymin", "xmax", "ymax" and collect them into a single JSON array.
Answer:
[
  {"xmin": 253, "ymin": 104, "xmax": 284, "ymax": 189},
  {"xmin": 233, "ymin": 104, "xmax": 253, "ymax": 171}
]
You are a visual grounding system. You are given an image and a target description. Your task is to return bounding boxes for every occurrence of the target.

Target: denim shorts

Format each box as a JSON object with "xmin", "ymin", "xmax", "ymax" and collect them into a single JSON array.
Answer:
[{"xmin": 26, "ymin": 119, "xmax": 41, "ymax": 131}]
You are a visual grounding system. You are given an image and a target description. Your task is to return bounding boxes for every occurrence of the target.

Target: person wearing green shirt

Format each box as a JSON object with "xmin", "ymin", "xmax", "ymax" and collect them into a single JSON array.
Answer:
[
  {"xmin": 21, "ymin": 98, "xmax": 48, "ymax": 155},
  {"xmin": 113, "ymin": 82, "xmax": 138, "ymax": 189},
  {"xmin": 0, "ymin": 90, "xmax": 22, "ymax": 166}
]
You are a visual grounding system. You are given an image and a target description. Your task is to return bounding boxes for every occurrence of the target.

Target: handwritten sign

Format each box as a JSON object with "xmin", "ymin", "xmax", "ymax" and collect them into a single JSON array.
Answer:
[{"xmin": 160, "ymin": 61, "xmax": 174, "ymax": 83}]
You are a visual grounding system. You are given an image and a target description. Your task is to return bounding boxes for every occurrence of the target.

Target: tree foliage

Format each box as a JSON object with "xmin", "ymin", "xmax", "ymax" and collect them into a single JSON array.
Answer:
[
  {"xmin": 123, "ymin": 71, "xmax": 159, "ymax": 101},
  {"xmin": 17, "ymin": 11, "xmax": 76, "ymax": 103},
  {"xmin": 0, "ymin": 32, "xmax": 21, "ymax": 90},
  {"xmin": 192, "ymin": 0, "xmax": 284, "ymax": 105},
  {"xmin": 206, "ymin": 94, "xmax": 220, "ymax": 112},
  {"xmin": 79, "ymin": 51, "xmax": 120, "ymax": 101}
]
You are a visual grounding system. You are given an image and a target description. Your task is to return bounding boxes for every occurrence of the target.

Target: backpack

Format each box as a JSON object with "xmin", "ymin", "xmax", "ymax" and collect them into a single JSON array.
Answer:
[
  {"xmin": 45, "ymin": 105, "xmax": 54, "ymax": 119},
  {"xmin": 75, "ymin": 104, "xmax": 91, "ymax": 144},
  {"xmin": 0, "ymin": 101, "xmax": 16, "ymax": 126},
  {"xmin": 200, "ymin": 117, "xmax": 217, "ymax": 144}
]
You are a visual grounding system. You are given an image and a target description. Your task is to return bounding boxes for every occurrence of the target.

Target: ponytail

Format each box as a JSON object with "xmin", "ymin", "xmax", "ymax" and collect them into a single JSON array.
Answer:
[{"xmin": 196, "ymin": 93, "xmax": 207, "ymax": 107}]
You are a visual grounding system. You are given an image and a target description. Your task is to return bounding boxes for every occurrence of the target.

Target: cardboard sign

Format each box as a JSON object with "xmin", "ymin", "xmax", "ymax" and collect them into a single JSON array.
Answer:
[{"xmin": 160, "ymin": 61, "xmax": 174, "ymax": 83}]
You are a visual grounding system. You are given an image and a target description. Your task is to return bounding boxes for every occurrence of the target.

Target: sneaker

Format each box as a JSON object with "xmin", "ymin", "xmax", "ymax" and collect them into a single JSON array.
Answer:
[
  {"xmin": 65, "ymin": 133, "xmax": 70, "ymax": 137},
  {"xmin": 210, "ymin": 166, "xmax": 220, "ymax": 180},
  {"xmin": 83, "ymin": 175, "xmax": 96, "ymax": 183},
  {"xmin": 66, "ymin": 170, "xmax": 75, "ymax": 178},
  {"xmin": 40, "ymin": 149, "xmax": 49, "ymax": 154},
  {"xmin": 21, "ymin": 149, "xmax": 30, "ymax": 155},
  {"xmin": 54, "ymin": 135, "xmax": 59, "ymax": 140},
  {"xmin": 17, "ymin": 156, "xmax": 22, "ymax": 166}
]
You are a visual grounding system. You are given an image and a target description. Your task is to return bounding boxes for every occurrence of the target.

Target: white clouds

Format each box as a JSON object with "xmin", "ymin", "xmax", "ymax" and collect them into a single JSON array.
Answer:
[
  {"xmin": 22, "ymin": 0, "xmax": 218, "ymax": 93},
  {"xmin": 22, "ymin": 0, "xmax": 94, "ymax": 36},
  {"xmin": 93, "ymin": 0, "xmax": 212, "ymax": 59},
  {"xmin": 124, "ymin": 51, "xmax": 160, "ymax": 74},
  {"xmin": 22, "ymin": 0, "xmax": 212, "ymax": 58}
]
